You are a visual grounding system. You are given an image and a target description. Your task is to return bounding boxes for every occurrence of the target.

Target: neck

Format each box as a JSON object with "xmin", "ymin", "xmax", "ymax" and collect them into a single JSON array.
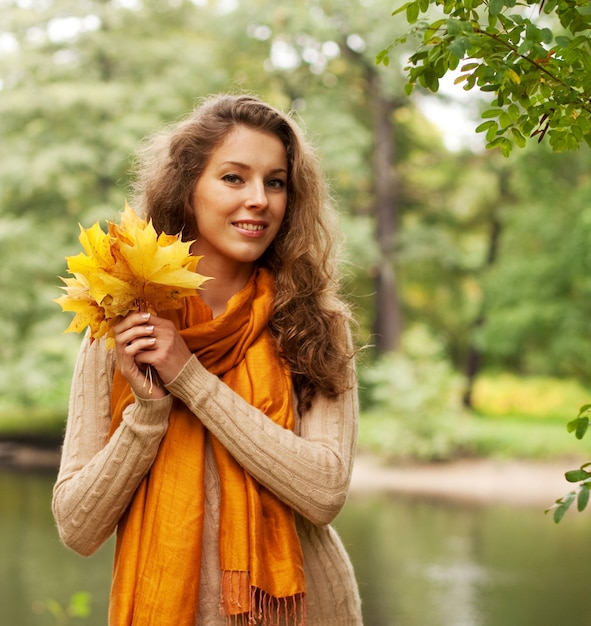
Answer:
[{"xmin": 197, "ymin": 262, "xmax": 255, "ymax": 318}]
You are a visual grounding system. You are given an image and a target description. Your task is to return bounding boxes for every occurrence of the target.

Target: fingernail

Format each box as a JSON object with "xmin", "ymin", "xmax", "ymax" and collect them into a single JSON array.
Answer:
[
  {"xmin": 141, "ymin": 313, "xmax": 151, "ymax": 320},
  {"xmin": 145, "ymin": 325, "xmax": 154, "ymax": 332}
]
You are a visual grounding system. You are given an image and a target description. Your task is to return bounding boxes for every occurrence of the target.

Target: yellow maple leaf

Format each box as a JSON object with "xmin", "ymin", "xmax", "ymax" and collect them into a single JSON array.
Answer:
[
  {"xmin": 54, "ymin": 274, "xmax": 111, "ymax": 339},
  {"xmin": 55, "ymin": 202, "xmax": 211, "ymax": 344},
  {"xmin": 109, "ymin": 203, "xmax": 206, "ymax": 312},
  {"xmin": 79, "ymin": 221, "xmax": 115, "ymax": 269}
]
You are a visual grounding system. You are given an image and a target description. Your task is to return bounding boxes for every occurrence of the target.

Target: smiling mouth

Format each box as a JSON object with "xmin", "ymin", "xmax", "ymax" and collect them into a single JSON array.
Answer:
[{"xmin": 233, "ymin": 222, "xmax": 266, "ymax": 232}]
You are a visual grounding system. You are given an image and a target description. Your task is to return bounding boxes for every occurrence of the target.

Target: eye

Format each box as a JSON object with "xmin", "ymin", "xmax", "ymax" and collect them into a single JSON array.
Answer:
[
  {"xmin": 222, "ymin": 174, "xmax": 243, "ymax": 184},
  {"xmin": 266, "ymin": 178, "xmax": 286, "ymax": 189}
]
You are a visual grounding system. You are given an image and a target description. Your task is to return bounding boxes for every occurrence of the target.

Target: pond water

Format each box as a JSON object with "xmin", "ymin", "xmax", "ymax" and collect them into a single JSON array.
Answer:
[{"xmin": 2, "ymin": 467, "xmax": 591, "ymax": 626}]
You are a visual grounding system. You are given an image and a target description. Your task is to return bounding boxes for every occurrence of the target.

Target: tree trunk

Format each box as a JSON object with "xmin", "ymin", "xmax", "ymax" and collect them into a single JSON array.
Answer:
[
  {"xmin": 462, "ymin": 181, "xmax": 505, "ymax": 408},
  {"xmin": 370, "ymin": 78, "xmax": 403, "ymax": 353}
]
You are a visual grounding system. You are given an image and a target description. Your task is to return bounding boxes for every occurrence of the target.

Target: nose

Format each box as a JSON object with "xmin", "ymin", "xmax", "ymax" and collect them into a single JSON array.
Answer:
[{"xmin": 246, "ymin": 180, "xmax": 269, "ymax": 210}]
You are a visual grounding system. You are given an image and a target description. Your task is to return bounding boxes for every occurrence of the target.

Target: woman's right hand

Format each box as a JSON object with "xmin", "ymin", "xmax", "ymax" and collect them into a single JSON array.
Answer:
[{"xmin": 113, "ymin": 312, "xmax": 167, "ymax": 400}]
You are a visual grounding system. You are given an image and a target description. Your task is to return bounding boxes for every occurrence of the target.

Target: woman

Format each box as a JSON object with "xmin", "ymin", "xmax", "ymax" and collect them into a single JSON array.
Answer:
[{"xmin": 52, "ymin": 94, "xmax": 362, "ymax": 625}]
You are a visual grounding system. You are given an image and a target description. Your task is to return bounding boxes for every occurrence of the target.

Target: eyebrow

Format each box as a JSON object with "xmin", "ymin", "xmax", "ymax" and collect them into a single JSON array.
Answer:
[{"xmin": 220, "ymin": 161, "xmax": 287, "ymax": 175}]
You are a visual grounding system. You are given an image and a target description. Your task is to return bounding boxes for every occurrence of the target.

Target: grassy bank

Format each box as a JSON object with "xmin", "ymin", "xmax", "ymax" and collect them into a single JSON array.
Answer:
[
  {"xmin": 0, "ymin": 408, "xmax": 65, "ymax": 442},
  {"xmin": 358, "ymin": 410, "xmax": 591, "ymax": 462},
  {"xmin": 358, "ymin": 373, "xmax": 591, "ymax": 463}
]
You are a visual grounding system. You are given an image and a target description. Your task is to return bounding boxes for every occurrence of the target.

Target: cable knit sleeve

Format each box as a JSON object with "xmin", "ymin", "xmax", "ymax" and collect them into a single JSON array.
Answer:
[
  {"xmin": 166, "ymin": 354, "xmax": 358, "ymax": 527},
  {"xmin": 52, "ymin": 337, "xmax": 172, "ymax": 557}
]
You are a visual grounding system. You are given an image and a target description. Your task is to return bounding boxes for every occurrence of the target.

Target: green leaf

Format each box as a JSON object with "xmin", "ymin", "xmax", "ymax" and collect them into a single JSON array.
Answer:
[
  {"xmin": 68, "ymin": 592, "xmax": 92, "ymax": 618},
  {"xmin": 576, "ymin": 416, "xmax": 589, "ymax": 439},
  {"xmin": 486, "ymin": 123, "xmax": 498, "ymax": 142},
  {"xmin": 407, "ymin": 1, "xmax": 420, "ymax": 24},
  {"xmin": 547, "ymin": 491, "xmax": 576, "ymax": 523},
  {"xmin": 552, "ymin": 502, "xmax": 569, "ymax": 523},
  {"xmin": 489, "ymin": 0, "xmax": 505, "ymax": 17},
  {"xmin": 443, "ymin": 0, "xmax": 455, "ymax": 13},
  {"xmin": 540, "ymin": 28, "xmax": 553, "ymax": 44},
  {"xmin": 392, "ymin": 1, "xmax": 414, "ymax": 16},
  {"xmin": 475, "ymin": 120, "xmax": 496, "ymax": 134},
  {"xmin": 506, "ymin": 68, "xmax": 521, "ymax": 84},
  {"xmin": 487, "ymin": 137, "xmax": 504, "ymax": 148},
  {"xmin": 507, "ymin": 103, "xmax": 519, "ymax": 120},
  {"xmin": 500, "ymin": 137, "xmax": 512, "ymax": 157},
  {"xmin": 481, "ymin": 108, "xmax": 503, "ymax": 119},
  {"xmin": 499, "ymin": 112, "xmax": 511, "ymax": 129},
  {"xmin": 567, "ymin": 418, "xmax": 578, "ymax": 433},
  {"xmin": 486, "ymin": 135, "xmax": 513, "ymax": 155},
  {"xmin": 511, "ymin": 128, "xmax": 526, "ymax": 148},
  {"xmin": 567, "ymin": 415, "xmax": 589, "ymax": 438},
  {"xmin": 565, "ymin": 468, "xmax": 591, "ymax": 483},
  {"xmin": 376, "ymin": 49, "xmax": 391, "ymax": 66},
  {"xmin": 420, "ymin": 67, "xmax": 440, "ymax": 91},
  {"xmin": 446, "ymin": 18, "xmax": 462, "ymax": 37},
  {"xmin": 424, "ymin": 18, "xmax": 447, "ymax": 42},
  {"xmin": 577, "ymin": 484, "xmax": 590, "ymax": 512},
  {"xmin": 449, "ymin": 36, "xmax": 471, "ymax": 59},
  {"xmin": 554, "ymin": 35, "xmax": 571, "ymax": 49}
]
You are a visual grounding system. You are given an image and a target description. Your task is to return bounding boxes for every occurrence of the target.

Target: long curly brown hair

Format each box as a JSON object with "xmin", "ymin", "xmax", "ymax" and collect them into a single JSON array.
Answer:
[{"xmin": 130, "ymin": 94, "xmax": 355, "ymax": 412}]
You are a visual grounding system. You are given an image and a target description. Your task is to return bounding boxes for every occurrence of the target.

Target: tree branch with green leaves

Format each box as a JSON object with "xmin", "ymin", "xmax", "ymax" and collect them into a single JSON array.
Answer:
[
  {"xmin": 546, "ymin": 406, "xmax": 591, "ymax": 522},
  {"xmin": 377, "ymin": 0, "xmax": 591, "ymax": 155}
]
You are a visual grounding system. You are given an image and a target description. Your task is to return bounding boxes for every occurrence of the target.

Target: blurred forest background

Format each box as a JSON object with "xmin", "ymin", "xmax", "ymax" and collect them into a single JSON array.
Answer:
[{"xmin": 2, "ymin": 0, "xmax": 591, "ymax": 462}]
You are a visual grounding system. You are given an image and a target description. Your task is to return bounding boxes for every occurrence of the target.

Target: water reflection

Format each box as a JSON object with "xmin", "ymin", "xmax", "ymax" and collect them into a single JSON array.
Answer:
[
  {"xmin": 334, "ymin": 494, "xmax": 591, "ymax": 626},
  {"xmin": 3, "ymin": 469, "xmax": 591, "ymax": 625},
  {"xmin": 0, "ymin": 469, "xmax": 113, "ymax": 626}
]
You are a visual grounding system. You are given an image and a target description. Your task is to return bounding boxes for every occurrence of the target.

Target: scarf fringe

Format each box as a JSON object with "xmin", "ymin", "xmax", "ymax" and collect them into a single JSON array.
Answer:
[{"xmin": 220, "ymin": 571, "xmax": 306, "ymax": 626}]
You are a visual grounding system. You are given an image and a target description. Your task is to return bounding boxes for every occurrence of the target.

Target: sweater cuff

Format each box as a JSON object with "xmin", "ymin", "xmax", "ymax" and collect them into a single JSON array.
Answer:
[
  {"xmin": 121, "ymin": 393, "xmax": 172, "ymax": 439},
  {"xmin": 165, "ymin": 355, "xmax": 212, "ymax": 402}
]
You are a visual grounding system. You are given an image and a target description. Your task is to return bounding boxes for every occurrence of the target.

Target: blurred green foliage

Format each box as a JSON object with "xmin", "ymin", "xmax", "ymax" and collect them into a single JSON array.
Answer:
[
  {"xmin": 32, "ymin": 591, "xmax": 91, "ymax": 625},
  {"xmin": 358, "ymin": 325, "xmax": 470, "ymax": 460},
  {"xmin": 1, "ymin": 0, "xmax": 591, "ymax": 469},
  {"xmin": 472, "ymin": 374, "xmax": 591, "ymax": 421},
  {"xmin": 358, "ymin": 325, "xmax": 591, "ymax": 461}
]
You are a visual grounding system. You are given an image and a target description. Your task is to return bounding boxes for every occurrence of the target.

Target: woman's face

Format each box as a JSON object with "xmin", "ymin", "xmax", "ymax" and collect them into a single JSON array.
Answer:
[{"xmin": 190, "ymin": 125, "xmax": 288, "ymax": 277}]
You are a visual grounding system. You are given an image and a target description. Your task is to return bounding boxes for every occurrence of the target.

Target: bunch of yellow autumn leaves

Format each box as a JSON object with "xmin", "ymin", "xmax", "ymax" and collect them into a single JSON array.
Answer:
[{"xmin": 55, "ymin": 202, "xmax": 210, "ymax": 346}]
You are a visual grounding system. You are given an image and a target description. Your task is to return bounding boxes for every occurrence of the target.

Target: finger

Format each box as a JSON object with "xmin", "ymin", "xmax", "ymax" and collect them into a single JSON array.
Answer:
[
  {"xmin": 115, "ymin": 324, "xmax": 155, "ymax": 349},
  {"xmin": 127, "ymin": 336, "xmax": 157, "ymax": 355},
  {"xmin": 113, "ymin": 311, "xmax": 151, "ymax": 335}
]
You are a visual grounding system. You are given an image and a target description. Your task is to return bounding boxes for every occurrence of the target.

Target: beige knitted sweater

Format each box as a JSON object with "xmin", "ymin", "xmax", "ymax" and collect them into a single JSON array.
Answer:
[{"xmin": 52, "ymin": 337, "xmax": 363, "ymax": 625}]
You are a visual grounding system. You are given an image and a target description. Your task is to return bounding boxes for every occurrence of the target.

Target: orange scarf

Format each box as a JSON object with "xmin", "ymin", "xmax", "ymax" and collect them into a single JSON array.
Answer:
[{"xmin": 108, "ymin": 267, "xmax": 306, "ymax": 625}]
